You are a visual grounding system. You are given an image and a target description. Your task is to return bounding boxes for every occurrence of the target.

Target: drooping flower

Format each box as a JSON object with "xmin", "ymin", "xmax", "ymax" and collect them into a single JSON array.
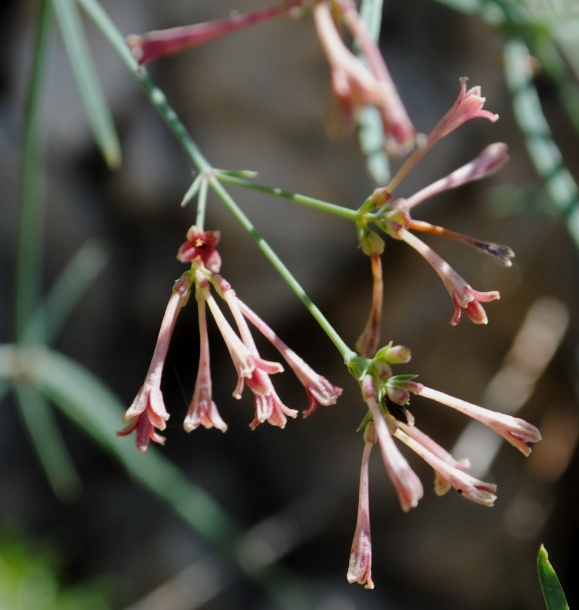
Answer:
[
  {"xmin": 178, "ymin": 233, "xmax": 339, "ymax": 430},
  {"xmin": 127, "ymin": 1, "xmax": 306, "ymax": 65},
  {"xmin": 394, "ymin": 428, "xmax": 497, "ymax": 506},
  {"xmin": 233, "ymin": 296, "xmax": 342, "ymax": 417},
  {"xmin": 118, "ymin": 275, "xmax": 192, "ymax": 452},
  {"xmin": 183, "ymin": 295, "xmax": 227, "ymax": 433},
  {"xmin": 313, "ymin": 0, "xmax": 415, "ymax": 154},
  {"xmin": 347, "ymin": 422, "xmax": 376, "ymax": 589},
  {"xmin": 418, "ymin": 386, "xmax": 542, "ymax": 456},
  {"xmin": 361, "ymin": 375, "xmax": 424, "ymax": 511},
  {"xmin": 353, "ymin": 347, "xmax": 541, "ymax": 517},
  {"xmin": 399, "ymin": 227, "xmax": 501, "ymax": 325}
]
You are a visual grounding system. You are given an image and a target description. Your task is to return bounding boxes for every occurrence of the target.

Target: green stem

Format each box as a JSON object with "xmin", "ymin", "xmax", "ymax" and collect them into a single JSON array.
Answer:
[
  {"xmin": 217, "ymin": 173, "xmax": 358, "ymax": 221},
  {"xmin": 16, "ymin": 0, "xmax": 52, "ymax": 344},
  {"xmin": 209, "ymin": 178, "xmax": 356, "ymax": 363},
  {"xmin": 195, "ymin": 175, "xmax": 209, "ymax": 229}
]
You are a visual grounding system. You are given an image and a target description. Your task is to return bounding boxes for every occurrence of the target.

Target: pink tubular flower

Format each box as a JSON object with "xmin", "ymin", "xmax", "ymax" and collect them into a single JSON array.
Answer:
[
  {"xmin": 118, "ymin": 275, "xmax": 192, "ymax": 452},
  {"xmin": 394, "ymin": 428, "xmax": 497, "ymax": 506},
  {"xmin": 246, "ymin": 368, "xmax": 299, "ymax": 430},
  {"xmin": 198, "ymin": 273, "xmax": 298, "ymax": 429},
  {"xmin": 313, "ymin": 0, "xmax": 415, "ymax": 154},
  {"xmin": 234, "ymin": 297, "xmax": 342, "ymax": 417},
  {"xmin": 184, "ymin": 297, "xmax": 227, "ymax": 433},
  {"xmin": 399, "ymin": 423, "xmax": 469, "ymax": 495},
  {"xmin": 428, "ymin": 77, "xmax": 499, "ymax": 147},
  {"xmin": 127, "ymin": 1, "xmax": 304, "ymax": 65},
  {"xmin": 399, "ymin": 227, "xmax": 500, "ymax": 325},
  {"xmin": 361, "ymin": 375, "xmax": 424, "ymax": 511},
  {"xmin": 419, "ymin": 386, "xmax": 542, "ymax": 456},
  {"xmin": 347, "ymin": 422, "xmax": 376, "ymax": 589},
  {"xmin": 213, "ymin": 276, "xmax": 300, "ymax": 428},
  {"xmin": 400, "ymin": 143, "xmax": 510, "ymax": 212}
]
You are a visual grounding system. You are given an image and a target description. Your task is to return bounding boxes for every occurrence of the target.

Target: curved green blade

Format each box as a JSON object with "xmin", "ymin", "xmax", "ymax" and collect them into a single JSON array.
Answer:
[
  {"xmin": 53, "ymin": 0, "xmax": 121, "ymax": 168},
  {"xmin": 538, "ymin": 545, "xmax": 570, "ymax": 610}
]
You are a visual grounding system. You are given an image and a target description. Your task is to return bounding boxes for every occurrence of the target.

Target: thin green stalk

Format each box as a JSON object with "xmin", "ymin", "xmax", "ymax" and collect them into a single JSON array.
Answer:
[
  {"xmin": 209, "ymin": 178, "xmax": 356, "ymax": 363},
  {"xmin": 216, "ymin": 173, "xmax": 358, "ymax": 221},
  {"xmin": 16, "ymin": 0, "xmax": 52, "ymax": 344},
  {"xmin": 195, "ymin": 175, "xmax": 209, "ymax": 229}
]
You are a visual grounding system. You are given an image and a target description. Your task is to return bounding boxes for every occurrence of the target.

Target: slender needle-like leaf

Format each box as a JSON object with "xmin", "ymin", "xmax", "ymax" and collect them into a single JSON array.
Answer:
[
  {"xmin": 16, "ymin": 0, "xmax": 52, "ymax": 344},
  {"xmin": 15, "ymin": 385, "xmax": 82, "ymax": 502},
  {"xmin": 23, "ymin": 240, "xmax": 109, "ymax": 346},
  {"xmin": 53, "ymin": 0, "xmax": 121, "ymax": 168}
]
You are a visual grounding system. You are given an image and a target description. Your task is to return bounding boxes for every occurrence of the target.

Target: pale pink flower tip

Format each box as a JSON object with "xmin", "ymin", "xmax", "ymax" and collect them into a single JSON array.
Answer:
[
  {"xmin": 431, "ymin": 77, "xmax": 499, "ymax": 144},
  {"xmin": 117, "ymin": 412, "xmax": 166, "ymax": 454},
  {"xmin": 118, "ymin": 385, "xmax": 170, "ymax": 453},
  {"xmin": 451, "ymin": 288, "xmax": 500, "ymax": 326},
  {"xmin": 419, "ymin": 386, "xmax": 542, "ymax": 456}
]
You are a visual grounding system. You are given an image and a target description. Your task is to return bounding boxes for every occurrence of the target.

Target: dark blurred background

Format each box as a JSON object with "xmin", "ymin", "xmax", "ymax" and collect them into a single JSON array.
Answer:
[{"xmin": 1, "ymin": 1, "xmax": 578, "ymax": 609}]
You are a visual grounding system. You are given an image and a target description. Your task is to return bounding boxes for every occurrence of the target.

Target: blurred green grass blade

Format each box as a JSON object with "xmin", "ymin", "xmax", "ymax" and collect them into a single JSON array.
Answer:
[
  {"xmin": 357, "ymin": 106, "xmax": 391, "ymax": 185},
  {"xmin": 16, "ymin": 0, "xmax": 52, "ymax": 344},
  {"xmin": 533, "ymin": 32, "xmax": 579, "ymax": 135},
  {"xmin": 53, "ymin": 0, "xmax": 121, "ymax": 168},
  {"xmin": 356, "ymin": 0, "xmax": 390, "ymax": 185},
  {"xmin": 21, "ymin": 346, "xmax": 238, "ymax": 544},
  {"xmin": 14, "ymin": 385, "xmax": 82, "ymax": 502},
  {"xmin": 538, "ymin": 545, "xmax": 569, "ymax": 610},
  {"xmin": 428, "ymin": 0, "xmax": 506, "ymax": 25},
  {"xmin": 77, "ymin": 0, "xmax": 137, "ymax": 70},
  {"xmin": 359, "ymin": 0, "xmax": 383, "ymax": 40},
  {"xmin": 6, "ymin": 346, "xmax": 316, "ymax": 609},
  {"xmin": 23, "ymin": 240, "xmax": 109, "ymax": 346},
  {"xmin": 504, "ymin": 38, "xmax": 579, "ymax": 249}
]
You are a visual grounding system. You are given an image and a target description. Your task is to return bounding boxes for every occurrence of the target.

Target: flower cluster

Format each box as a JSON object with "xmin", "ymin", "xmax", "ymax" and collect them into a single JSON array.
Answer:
[
  {"xmin": 118, "ymin": 227, "xmax": 342, "ymax": 452},
  {"xmin": 122, "ymin": 1, "xmax": 541, "ymax": 595},
  {"xmin": 126, "ymin": 1, "xmax": 414, "ymax": 157},
  {"xmin": 346, "ymin": 346, "xmax": 542, "ymax": 588},
  {"xmin": 313, "ymin": 0, "xmax": 416, "ymax": 154},
  {"xmin": 358, "ymin": 78, "xmax": 513, "ymax": 328}
]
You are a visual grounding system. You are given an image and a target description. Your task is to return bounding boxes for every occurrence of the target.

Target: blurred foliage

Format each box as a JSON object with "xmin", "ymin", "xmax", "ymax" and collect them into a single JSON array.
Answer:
[{"xmin": 0, "ymin": 531, "xmax": 112, "ymax": 610}]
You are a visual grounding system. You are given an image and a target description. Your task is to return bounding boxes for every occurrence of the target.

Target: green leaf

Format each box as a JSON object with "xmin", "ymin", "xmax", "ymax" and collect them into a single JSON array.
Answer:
[
  {"xmin": 15, "ymin": 385, "xmax": 82, "ymax": 502},
  {"xmin": 538, "ymin": 545, "xmax": 570, "ymax": 610},
  {"xmin": 23, "ymin": 240, "xmax": 109, "ymax": 346},
  {"xmin": 504, "ymin": 38, "xmax": 579, "ymax": 250},
  {"xmin": 53, "ymin": 0, "xmax": 121, "ymax": 168}
]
